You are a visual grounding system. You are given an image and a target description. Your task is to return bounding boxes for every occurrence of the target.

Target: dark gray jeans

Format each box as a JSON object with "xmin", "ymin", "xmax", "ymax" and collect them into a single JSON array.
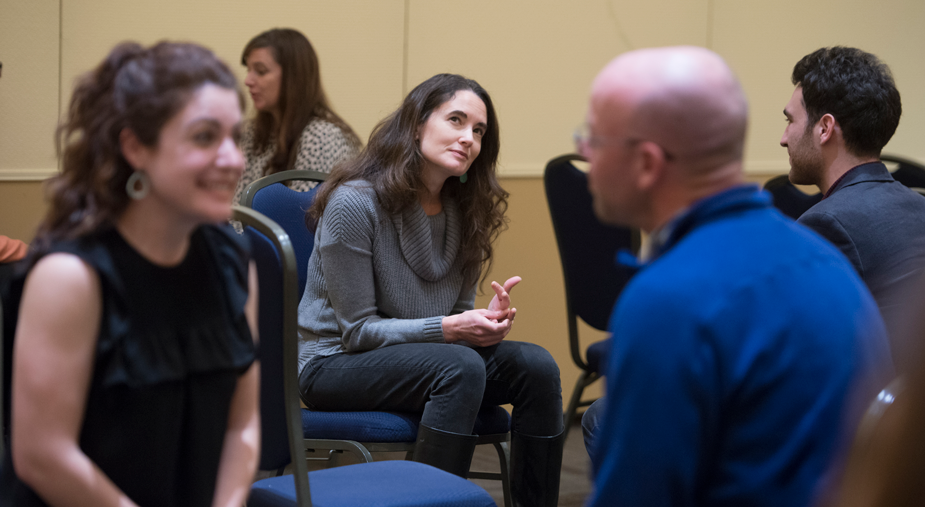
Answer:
[{"xmin": 299, "ymin": 340, "xmax": 563, "ymax": 437}]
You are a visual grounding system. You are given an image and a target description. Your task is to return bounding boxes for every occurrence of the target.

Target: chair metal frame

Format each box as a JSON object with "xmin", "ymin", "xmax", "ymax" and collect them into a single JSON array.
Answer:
[
  {"xmin": 544, "ymin": 153, "xmax": 641, "ymax": 431},
  {"xmin": 881, "ymin": 154, "xmax": 925, "ymax": 196},
  {"xmin": 839, "ymin": 376, "xmax": 904, "ymax": 505},
  {"xmin": 241, "ymin": 173, "xmax": 512, "ymax": 506},
  {"xmin": 880, "ymin": 153, "xmax": 925, "ymax": 172},
  {"xmin": 240, "ymin": 170, "xmax": 330, "ymax": 209},
  {"xmin": 850, "ymin": 378, "xmax": 903, "ymax": 457},
  {"xmin": 234, "ymin": 206, "xmax": 314, "ymax": 504}
]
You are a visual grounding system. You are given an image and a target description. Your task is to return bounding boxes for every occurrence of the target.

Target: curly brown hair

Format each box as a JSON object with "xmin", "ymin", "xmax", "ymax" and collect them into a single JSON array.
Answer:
[
  {"xmin": 309, "ymin": 73, "xmax": 508, "ymax": 288},
  {"xmin": 31, "ymin": 41, "xmax": 240, "ymax": 261}
]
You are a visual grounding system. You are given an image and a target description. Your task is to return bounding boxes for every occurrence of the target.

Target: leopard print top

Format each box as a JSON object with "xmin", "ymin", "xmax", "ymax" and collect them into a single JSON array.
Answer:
[{"xmin": 233, "ymin": 118, "xmax": 360, "ymax": 205}]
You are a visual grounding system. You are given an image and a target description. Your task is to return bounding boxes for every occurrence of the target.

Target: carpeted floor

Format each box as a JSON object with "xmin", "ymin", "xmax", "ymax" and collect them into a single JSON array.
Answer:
[{"xmin": 468, "ymin": 419, "xmax": 592, "ymax": 507}]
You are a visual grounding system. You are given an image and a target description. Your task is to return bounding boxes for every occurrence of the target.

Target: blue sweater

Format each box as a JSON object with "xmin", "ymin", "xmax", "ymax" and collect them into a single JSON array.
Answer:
[{"xmin": 588, "ymin": 185, "xmax": 893, "ymax": 507}]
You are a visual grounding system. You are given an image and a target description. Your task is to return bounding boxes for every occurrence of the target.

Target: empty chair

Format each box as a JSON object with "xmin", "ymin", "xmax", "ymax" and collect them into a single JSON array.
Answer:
[
  {"xmin": 544, "ymin": 154, "xmax": 640, "ymax": 430},
  {"xmin": 763, "ymin": 174, "xmax": 822, "ymax": 219},
  {"xmin": 882, "ymin": 154, "xmax": 925, "ymax": 189}
]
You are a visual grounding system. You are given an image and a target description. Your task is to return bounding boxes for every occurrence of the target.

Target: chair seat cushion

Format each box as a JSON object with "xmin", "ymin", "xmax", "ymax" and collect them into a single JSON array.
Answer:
[
  {"xmin": 586, "ymin": 338, "xmax": 613, "ymax": 375},
  {"xmin": 302, "ymin": 405, "xmax": 511, "ymax": 442},
  {"xmin": 249, "ymin": 460, "xmax": 497, "ymax": 507},
  {"xmin": 302, "ymin": 410, "xmax": 420, "ymax": 442}
]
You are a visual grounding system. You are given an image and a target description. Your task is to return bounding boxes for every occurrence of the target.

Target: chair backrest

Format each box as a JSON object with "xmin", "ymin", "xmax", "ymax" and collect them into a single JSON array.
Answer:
[
  {"xmin": 764, "ymin": 156, "xmax": 925, "ymax": 221},
  {"xmin": 839, "ymin": 378, "xmax": 904, "ymax": 506},
  {"xmin": 882, "ymin": 154, "xmax": 925, "ymax": 189},
  {"xmin": 763, "ymin": 174, "xmax": 823, "ymax": 220},
  {"xmin": 1, "ymin": 293, "xmax": 4, "ymax": 457},
  {"xmin": 544, "ymin": 154, "xmax": 639, "ymax": 358},
  {"xmin": 241, "ymin": 171, "xmax": 328, "ymax": 296},
  {"xmin": 0, "ymin": 266, "xmax": 23, "ymax": 457},
  {"xmin": 849, "ymin": 378, "xmax": 902, "ymax": 460},
  {"xmin": 233, "ymin": 206, "xmax": 313, "ymax": 505}
]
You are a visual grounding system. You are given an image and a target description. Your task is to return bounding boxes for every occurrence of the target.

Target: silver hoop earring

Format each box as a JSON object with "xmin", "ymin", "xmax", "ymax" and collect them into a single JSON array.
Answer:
[{"xmin": 126, "ymin": 171, "xmax": 150, "ymax": 200}]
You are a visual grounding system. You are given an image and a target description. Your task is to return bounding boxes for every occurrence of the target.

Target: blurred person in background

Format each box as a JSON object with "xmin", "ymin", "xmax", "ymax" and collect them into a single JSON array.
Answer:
[{"xmin": 234, "ymin": 28, "xmax": 361, "ymax": 203}]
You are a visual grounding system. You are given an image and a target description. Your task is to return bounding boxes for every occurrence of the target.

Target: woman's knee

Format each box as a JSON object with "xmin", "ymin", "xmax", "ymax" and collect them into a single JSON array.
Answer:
[
  {"xmin": 433, "ymin": 345, "xmax": 487, "ymax": 394},
  {"xmin": 515, "ymin": 342, "xmax": 562, "ymax": 389}
]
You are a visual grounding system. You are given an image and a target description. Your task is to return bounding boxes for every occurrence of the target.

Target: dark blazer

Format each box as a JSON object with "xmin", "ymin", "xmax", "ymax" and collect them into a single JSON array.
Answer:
[{"xmin": 798, "ymin": 162, "xmax": 925, "ymax": 365}]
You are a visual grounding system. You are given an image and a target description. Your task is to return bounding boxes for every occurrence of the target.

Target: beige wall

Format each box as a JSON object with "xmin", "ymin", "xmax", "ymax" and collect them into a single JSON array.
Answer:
[{"xmin": 2, "ymin": 0, "xmax": 924, "ymax": 407}]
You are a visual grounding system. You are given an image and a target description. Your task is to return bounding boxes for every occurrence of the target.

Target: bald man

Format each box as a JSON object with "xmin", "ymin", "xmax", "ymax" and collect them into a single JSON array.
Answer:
[{"xmin": 580, "ymin": 47, "xmax": 892, "ymax": 507}]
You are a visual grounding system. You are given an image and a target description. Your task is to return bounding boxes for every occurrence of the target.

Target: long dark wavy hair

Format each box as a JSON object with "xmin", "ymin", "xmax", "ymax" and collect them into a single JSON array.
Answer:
[
  {"xmin": 30, "ymin": 41, "xmax": 240, "ymax": 262},
  {"xmin": 242, "ymin": 28, "xmax": 360, "ymax": 175},
  {"xmin": 309, "ymin": 73, "xmax": 508, "ymax": 288}
]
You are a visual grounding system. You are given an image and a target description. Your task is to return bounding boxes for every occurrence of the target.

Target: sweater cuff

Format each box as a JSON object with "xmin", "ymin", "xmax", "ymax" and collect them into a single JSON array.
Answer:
[{"xmin": 423, "ymin": 316, "xmax": 445, "ymax": 342}]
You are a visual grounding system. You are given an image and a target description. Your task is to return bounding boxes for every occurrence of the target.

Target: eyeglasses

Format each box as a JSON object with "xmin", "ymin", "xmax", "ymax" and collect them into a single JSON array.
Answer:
[{"xmin": 573, "ymin": 124, "xmax": 675, "ymax": 161}]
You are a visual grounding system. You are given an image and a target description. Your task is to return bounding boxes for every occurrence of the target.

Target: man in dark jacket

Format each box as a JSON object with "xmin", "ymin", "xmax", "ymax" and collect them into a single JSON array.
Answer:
[{"xmin": 781, "ymin": 46, "xmax": 925, "ymax": 369}]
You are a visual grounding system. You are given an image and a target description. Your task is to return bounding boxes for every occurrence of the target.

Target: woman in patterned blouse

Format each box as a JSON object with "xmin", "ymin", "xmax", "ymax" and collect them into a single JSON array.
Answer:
[{"xmin": 234, "ymin": 28, "xmax": 361, "ymax": 204}]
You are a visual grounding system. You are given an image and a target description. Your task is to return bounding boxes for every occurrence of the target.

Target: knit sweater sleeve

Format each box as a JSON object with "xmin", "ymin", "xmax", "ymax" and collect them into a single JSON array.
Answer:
[
  {"xmin": 316, "ymin": 186, "xmax": 446, "ymax": 352},
  {"xmin": 451, "ymin": 284, "xmax": 476, "ymax": 315}
]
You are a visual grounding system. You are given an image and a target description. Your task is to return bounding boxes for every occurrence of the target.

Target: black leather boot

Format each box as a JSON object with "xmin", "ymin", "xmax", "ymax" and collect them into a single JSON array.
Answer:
[
  {"xmin": 411, "ymin": 423, "xmax": 478, "ymax": 478},
  {"xmin": 511, "ymin": 429, "xmax": 566, "ymax": 507}
]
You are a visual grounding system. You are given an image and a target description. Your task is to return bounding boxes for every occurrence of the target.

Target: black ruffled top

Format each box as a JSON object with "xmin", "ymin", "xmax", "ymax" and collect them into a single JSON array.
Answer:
[{"xmin": 0, "ymin": 225, "xmax": 255, "ymax": 506}]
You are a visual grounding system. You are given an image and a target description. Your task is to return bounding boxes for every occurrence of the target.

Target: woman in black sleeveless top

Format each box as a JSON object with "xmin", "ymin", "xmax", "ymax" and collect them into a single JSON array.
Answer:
[{"xmin": 0, "ymin": 42, "xmax": 259, "ymax": 507}]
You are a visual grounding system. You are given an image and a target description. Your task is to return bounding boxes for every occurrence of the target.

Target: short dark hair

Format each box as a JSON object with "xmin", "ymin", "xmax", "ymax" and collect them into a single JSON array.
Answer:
[{"xmin": 792, "ymin": 46, "xmax": 901, "ymax": 157}]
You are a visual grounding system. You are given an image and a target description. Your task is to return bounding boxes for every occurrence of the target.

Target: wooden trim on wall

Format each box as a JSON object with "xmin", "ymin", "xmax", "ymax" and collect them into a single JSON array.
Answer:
[{"xmin": 0, "ymin": 168, "xmax": 56, "ymax": 181}]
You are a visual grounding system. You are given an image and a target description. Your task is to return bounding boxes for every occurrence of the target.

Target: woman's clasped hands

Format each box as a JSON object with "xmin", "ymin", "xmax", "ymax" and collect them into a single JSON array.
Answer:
[{"xmin": 442, "ymin": 276, "xmax": 521, "ymax": 347}]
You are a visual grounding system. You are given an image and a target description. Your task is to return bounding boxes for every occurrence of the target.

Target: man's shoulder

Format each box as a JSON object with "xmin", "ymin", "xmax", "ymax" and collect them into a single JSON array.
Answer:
[
  {"xmin": 803, "ymin": 178, "xmax": 925, "ymax": 238},
  {"xmin": 824, "ymin": 170, "xmax": 925, "ymax": 209},
  {"xmin": 624, "ymin": 209, "xmax": 858, "ymax": 314}
]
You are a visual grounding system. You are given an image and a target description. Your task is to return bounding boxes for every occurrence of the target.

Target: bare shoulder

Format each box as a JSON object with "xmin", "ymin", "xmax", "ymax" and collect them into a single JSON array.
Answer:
[
  {"xmin": 21, "ymin": 253, "xmax": 102, "ymax": 322},
  {"xmin": 27, "ymin": 252, "xmax": 98, "ymax": 291}
]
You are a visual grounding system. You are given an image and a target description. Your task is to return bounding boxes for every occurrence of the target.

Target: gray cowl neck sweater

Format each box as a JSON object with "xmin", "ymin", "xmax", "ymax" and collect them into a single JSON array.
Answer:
[{"xmin": 297, "ymin": 181, "xmax": 475, "ymax": 371}]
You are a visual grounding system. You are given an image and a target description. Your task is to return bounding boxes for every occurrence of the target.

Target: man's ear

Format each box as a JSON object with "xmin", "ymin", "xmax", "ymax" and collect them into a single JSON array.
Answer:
[
  {"xmin": 119, "ymin": 128, "xmax": 148, "ymax": 170},
  {"xmin": 817, "ymin": 113, "xmax": 838, "ymax": 146},
  {"xmin": 636, "ymin": 141, "xmax": 667, "ymax": 191}
]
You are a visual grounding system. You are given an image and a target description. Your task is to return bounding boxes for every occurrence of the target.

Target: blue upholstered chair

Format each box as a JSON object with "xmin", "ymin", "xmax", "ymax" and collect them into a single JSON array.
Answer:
[
  {"xmin": 241, "ymin": 173, "xmax": 512, "ymax": 506},
  {"xmin": 240, "ymin": 170, "xmax": 329, "ymax": 296},
  {"xmin": 235, "ymin": 206, "xmax": 496, "ymax": 507},
  {"xmin": 544, "ymin": 154, "xmax": 640, "ymax": 431}
]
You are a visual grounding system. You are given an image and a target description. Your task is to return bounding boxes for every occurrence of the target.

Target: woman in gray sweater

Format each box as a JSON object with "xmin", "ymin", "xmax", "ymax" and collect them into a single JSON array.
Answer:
[{"xmin": 297, "ymin": 74, "xmax": 564, "ymax": 506}]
